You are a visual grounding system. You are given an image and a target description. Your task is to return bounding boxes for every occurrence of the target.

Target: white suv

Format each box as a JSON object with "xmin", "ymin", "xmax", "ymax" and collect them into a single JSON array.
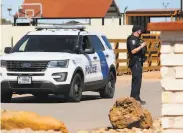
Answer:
[{"xmin": 0, "ymin": 26, "xmax": 116, "ymax": 102}]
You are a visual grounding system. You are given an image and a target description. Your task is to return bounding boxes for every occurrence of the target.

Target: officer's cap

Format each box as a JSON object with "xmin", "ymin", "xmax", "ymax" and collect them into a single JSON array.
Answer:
[{"xmin": 132, "ymin": 25, "xmax": 143, "ymax": 33}]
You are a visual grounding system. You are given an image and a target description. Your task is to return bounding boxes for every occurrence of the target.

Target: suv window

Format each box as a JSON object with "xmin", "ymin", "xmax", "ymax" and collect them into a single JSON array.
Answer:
[
  {"xmin": 81, "ymin": 36, "xmax": 92, "ymax": 51},
  {"xmin": 13, "ymin": 35, "xmax": 79, "ymax": 53},
  {"xmin": 88, "ymin": 35, "xmax": 105, "ymax": 52},
  {"xmin": 102, "ymin": 36, "xmax": 112, "ymax": 50}
]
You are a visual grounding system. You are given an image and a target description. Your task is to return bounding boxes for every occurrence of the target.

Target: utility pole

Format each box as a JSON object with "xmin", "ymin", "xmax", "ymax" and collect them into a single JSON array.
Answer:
[
  {"xmin": 123, "ymin": 6, "xmax": 128, "ymax": 25},
  {"xmin": 162, "ymin": 2, "xmax": 169, "ymax": 21}
]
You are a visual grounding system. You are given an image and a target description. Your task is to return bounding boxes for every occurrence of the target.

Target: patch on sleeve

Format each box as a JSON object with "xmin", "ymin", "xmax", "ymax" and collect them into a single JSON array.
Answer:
[{"xmin": 132, "ymin": 40, "xmax": 136, "ymax": 45}]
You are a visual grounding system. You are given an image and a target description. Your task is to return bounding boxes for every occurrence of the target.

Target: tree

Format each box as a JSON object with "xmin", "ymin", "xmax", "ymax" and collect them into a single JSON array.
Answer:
[{"xmin": 1, "ymin": 18, "xmax": 12, "ymax": 25}]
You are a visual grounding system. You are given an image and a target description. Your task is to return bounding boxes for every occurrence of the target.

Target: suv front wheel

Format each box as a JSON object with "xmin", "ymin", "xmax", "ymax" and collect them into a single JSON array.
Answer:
[
  {"xmin": 99, "ymin": 71, "xmax": 115, "ymax": 99},
  {"xmin": 65, "ymin": 73, "xmax": 83, "ymax": 102}
]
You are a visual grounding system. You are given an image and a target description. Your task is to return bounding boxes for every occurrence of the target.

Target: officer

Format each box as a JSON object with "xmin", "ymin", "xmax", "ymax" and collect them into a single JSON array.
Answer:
[{"xmin": 127, "ymin": 25, "xmax": 147, "ymax": 105}]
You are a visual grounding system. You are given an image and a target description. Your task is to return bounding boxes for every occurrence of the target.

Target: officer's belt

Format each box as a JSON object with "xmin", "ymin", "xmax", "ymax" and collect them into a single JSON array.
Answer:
[{"xmin": 130, "ymin": 56, "xmax": 142, "ymax": 62}]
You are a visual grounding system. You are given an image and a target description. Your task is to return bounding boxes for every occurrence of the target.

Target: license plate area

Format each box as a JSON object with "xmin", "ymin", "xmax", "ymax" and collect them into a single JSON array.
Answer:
[{"xmin": 17, "ymin": 76, "xmax": 32, "ymax": 84}]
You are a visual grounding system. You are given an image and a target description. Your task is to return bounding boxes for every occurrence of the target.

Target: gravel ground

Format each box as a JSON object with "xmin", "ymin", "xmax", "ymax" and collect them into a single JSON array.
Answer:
[
  {"xmin": 78, "ymin": 119, "xmax": 162, "ymax": 133},
  {"xmin": 1, "ymin": 119, "xmax": 162, "ymax": 133},
  {"xmin": 1, "ymin": 129, "xmax": 61, "ymax": 133}
]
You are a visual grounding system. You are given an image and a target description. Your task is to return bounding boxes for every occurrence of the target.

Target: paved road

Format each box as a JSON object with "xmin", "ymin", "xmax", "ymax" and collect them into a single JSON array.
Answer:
[{"xmin": 1, "ymin": 79, "xmax": 161, "ymax": 133}]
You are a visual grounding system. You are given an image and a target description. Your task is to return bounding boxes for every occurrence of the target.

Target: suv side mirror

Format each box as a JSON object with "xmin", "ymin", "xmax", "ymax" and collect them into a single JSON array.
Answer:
[{"xmin": 4, "ymin": 47, "xmax": 12, "ymax": 54}]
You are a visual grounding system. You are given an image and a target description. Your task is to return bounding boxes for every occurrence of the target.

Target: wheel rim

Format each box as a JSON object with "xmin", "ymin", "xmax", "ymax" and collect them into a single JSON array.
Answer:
[{"xmin": 74, "ymin": 78, "xmax": 82, "ymax": 97}]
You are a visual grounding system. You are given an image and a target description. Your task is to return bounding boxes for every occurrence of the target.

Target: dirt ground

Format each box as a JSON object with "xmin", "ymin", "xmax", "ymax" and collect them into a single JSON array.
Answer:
[{"xmin": 117, "ymin": 71, "xmax": 160, "ymax": 84}]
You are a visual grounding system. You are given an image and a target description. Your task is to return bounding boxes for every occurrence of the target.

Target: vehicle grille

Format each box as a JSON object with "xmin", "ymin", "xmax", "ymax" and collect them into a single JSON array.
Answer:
[
  {"xmin": 6, "ymin": 61, "xmax": 49, "ymax": 72},
  {"xmin": 7, "ymin": 73, "xmax": 45, "ymax": 76}
]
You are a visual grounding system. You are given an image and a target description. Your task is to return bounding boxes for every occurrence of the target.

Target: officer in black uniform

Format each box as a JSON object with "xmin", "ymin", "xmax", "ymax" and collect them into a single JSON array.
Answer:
[{"xmin": 127, "ymin": 25, "xmax": 147, "ymax": 105}]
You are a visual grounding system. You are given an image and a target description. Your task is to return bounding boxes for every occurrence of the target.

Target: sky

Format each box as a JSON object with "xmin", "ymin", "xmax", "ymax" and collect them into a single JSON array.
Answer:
[{"xmin": 1, "ymin": 0, "xmax": 181, "ymax": 22}]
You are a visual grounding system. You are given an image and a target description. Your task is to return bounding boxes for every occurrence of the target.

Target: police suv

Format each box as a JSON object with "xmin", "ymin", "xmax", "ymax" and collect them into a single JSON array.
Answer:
[{"xmin": 0, "ymin": 25, "xmax": 116, "ymax": 102}]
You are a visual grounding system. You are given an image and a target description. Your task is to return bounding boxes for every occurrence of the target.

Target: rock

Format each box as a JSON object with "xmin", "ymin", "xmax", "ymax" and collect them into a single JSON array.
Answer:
[
  {"xmin": 109, "ymin": 97, "xmax": 144, "ymax": 129},
  {"xmin": 152, "ymin": 119, "xmax": 163, "ymax": 133},
  {"xmin": 139, "ymin": 109, "xmax": 153, "ymax": 129},
  {"xmin": 108, "ymin": 129, "xmax": 117, "ymax": 132},
  {"xmin": 1, "ymin": 110, "xmax": 68, "ymax": 133}
]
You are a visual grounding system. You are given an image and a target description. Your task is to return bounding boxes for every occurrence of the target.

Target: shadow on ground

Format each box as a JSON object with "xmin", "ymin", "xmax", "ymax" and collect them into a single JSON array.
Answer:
[{"xmin": 6, "ymin": 94, "xmax": 102, "ymax": 104}]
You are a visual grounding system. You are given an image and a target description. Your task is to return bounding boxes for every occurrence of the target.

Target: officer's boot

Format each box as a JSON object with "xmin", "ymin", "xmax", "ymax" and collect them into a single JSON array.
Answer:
[{"xmin": 139, "ymin": 99, "xmax": 146, "ymax": 105}]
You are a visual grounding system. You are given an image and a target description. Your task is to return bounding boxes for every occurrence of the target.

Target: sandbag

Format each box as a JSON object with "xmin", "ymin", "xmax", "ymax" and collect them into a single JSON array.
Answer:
[{"xmin": 1, "ymin": 110, "xmax": 68, "ymax": 133}]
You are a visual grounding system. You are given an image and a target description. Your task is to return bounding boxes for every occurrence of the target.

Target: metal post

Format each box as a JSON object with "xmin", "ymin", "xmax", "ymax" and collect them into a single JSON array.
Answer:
[
  {"xmin": 11, "ymin": 36, "xmax": 13, "ymax": 48},
  {"xmin": 181, "ymin": 0, "xmax": 183, "ymax": 18}
]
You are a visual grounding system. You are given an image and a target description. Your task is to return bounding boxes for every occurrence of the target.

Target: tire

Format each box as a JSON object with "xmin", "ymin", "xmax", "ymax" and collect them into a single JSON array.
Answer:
[
  {"xmin": 66, "ymin": 73, "xmax": 83, "ymax": 102},
  {"xmin": 1, "ymin": 91, "xmax": 12, "ymax": 103},
  {"xmin": 99, "ymin": 71, "xmax": 116, "ymax": 99}
]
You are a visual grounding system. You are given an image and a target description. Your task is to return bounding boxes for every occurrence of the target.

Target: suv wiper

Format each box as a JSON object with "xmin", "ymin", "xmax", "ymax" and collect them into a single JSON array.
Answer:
[
  {"xmin": 59, "ymin": 50, "xmax": 73, "ymax": 53},
  {"xmin": 25, "ymin": 50, "xmax": 45, "ymax": 52}
]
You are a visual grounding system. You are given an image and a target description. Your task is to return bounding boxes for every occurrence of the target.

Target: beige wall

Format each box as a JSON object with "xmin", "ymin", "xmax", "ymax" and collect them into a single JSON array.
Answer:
[
  {"xmin": 0, "ymin": 24, "xmax": 132, "ymax": 49},
  {"xmin": 0, "ymin": 25, "xmax": 133, "ymax": 67},
  {"xmin": 0, "ymin": 25, "xmax": 36, "ymax": 55},
  {"xmin": 90, "ymin": 17, "xmax": 124, "ymax": 26}
]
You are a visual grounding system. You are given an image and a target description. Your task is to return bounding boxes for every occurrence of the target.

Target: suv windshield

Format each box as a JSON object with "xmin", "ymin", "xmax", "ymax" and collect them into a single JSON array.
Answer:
[{"xmin": 12, "ymin": 35, "xmax": 79, "ymax": 53}]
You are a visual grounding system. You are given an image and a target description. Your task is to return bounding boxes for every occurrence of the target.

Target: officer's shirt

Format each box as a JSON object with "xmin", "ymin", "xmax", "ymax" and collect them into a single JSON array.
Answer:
[
  {"xmin": 127, "ymin": 34, "xmax": 142, "ymax": 58},
  {"xmin": 127, "ymin": 34, "xmax": 143, "ymax": 66}
]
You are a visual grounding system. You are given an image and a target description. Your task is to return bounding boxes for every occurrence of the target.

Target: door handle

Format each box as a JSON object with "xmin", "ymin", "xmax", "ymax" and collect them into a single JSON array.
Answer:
[{"xmin": 93, "ymin": 56, "xmax": 97, "ymax": 60}]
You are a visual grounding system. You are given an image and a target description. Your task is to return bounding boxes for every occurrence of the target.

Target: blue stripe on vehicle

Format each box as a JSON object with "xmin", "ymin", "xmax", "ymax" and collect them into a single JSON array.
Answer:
[
  {"xmin": 84, "ymin": 54, "xmax": 92, "ymax": 66},
  {"xmin": 96, "ymin": 51, "xmax": 109, "ymax": 80}
]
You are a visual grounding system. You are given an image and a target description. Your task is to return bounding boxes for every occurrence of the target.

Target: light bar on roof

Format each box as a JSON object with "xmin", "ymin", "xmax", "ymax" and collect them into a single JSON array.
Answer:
[{"xmin": 35, "ymin": 25, "xmax": 86, "ymax": 30}]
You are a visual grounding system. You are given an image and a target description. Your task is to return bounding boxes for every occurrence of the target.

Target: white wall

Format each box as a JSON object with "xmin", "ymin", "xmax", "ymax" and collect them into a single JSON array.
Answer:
[
  {"xmin": 90, "ymin": 17, "xmax": 124, "ymax": 26},
  {"xmin": 0, "ymin": 25, "xmax": 36, "ymax": 55},
  {"xmin": 0, "ymin": 25, "xmax": 133, "ymax": 50},
  {"xmin": 0, "ymin": 25, "xmax": 133, "ymax": 67}
]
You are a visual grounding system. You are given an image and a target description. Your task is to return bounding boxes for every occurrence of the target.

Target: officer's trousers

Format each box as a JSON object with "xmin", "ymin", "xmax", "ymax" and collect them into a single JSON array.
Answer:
[{"xmin": 130, "ymin": 61, "xmax": 143, "ymax": 100}]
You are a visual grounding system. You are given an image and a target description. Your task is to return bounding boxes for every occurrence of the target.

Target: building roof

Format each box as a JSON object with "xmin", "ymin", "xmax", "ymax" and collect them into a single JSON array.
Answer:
[
  {"xmin": 15, "ymin": 0, "xmax": 121, "ymax": 19},
  {"xmin": 127, "ymin": 8, "xmax": 179, "ymax": 12},
  {"xmin": 147, "ymin": 21, "xmax": 183, "ymax": 31},
  {"xmin": 126, "ymin": 8, "xmax": 180, "ymax": 17}
]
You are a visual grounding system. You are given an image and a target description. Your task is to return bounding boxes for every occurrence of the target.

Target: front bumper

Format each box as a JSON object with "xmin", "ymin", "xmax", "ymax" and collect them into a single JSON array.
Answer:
[
  {"xmin": 0, "ymin": 67, "xmax": 73, "ymax": 85},
  {"xmin": 1, "ymin": 81, "xmax": 70, "ymax": 94}
]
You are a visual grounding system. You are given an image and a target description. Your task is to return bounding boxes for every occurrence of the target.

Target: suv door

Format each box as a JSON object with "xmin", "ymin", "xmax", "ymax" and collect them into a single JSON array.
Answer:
[
  {"xmin": 100, "ymin": 35, "xmax": 115, "ymax": 68},
  {"xmin": 88, "ymin": 35, "xmax": 109, "ymax": 81},
  {"xmin": 81, "ymin": 35, "xmax": 101, "ymax": 83}
]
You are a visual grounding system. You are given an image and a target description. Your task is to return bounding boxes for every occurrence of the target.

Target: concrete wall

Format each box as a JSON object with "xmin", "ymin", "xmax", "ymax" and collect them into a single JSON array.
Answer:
[
  {"xmin": 0, "ymin": 25, "xmax": 35, "ymax": 55},
  {"xmin": 90, "ymin": 17, "xmax": 124, "ymax": 26},
  {"xmin": 161, "ymin": 31, "xmax": 183, "ymax": 133},
  {"xmin": 0, "ymin": 25, "xmax": 133, "ymax": 66}
]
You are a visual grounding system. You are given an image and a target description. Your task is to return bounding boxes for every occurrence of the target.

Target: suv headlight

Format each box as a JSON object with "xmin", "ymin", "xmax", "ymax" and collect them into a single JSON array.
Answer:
[
  {"xmin": 0, "ymin": 60, "xmax": 6, "ymax": 68},
  {"xmin": 48, "ymin": 60, "xmax": 69, "ymax": 68}
]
